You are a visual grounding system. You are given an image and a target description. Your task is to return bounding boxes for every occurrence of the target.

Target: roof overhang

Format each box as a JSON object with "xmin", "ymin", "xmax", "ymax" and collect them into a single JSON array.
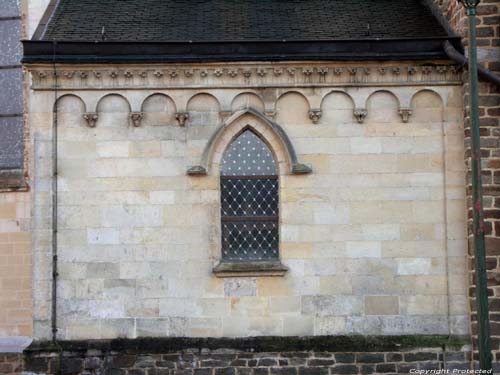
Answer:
[{"xmin": 22, "ymin": 37, "xmax": 464, "ymax": 64}]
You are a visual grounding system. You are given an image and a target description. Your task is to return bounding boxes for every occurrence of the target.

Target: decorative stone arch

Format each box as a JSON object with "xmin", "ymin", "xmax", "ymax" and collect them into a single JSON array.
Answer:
[
  {"xmin": 410, "ymin": 89, "xmax": 445, "ymax": 123},
  {"xmin": 54, "ymin": 93, "xmax": 87, "ymax": 113},
  {"xmin": 187, "ymin": 108, "xmax": 312, "ymax": 176}
]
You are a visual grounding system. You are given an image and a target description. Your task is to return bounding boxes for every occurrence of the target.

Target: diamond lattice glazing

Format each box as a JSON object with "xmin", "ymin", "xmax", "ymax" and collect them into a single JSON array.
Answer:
[{"xmin": 220, "ymin": 130, "xmax": 279, "ymax": 261}]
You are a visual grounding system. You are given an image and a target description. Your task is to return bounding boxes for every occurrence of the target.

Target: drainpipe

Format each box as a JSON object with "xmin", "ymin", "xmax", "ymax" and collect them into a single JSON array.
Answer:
[
  {"xmin": 455, "ymin": 0, "xmax": 493, "ymax": 370},
  {"xmin": 443, "ymin": 41, "xmax": 500, "ymax": 86},
  {"xmin": 51, "ymin": 39, "xmax": 64, "ymax": 375},
  {"xmin": 51, "ymin": 40, "xmax": 59, "ymax": 344}
]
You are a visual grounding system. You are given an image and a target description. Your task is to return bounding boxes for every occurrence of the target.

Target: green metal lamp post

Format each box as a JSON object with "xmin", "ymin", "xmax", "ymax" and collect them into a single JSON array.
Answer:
[{"xmin": 457, "ymin": 0, "xmax": 492, "ymax": 370}]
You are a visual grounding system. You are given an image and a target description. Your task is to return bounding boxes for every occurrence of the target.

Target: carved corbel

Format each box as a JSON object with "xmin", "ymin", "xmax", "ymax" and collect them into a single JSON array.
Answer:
[
  {"xmin": 83, "ymin": 113, "xmax": 98, "ymax": 128},
  {"xmin": 130, "ymin": 112, "xmax": 143, "ymax": 127},
  {"xmin": 308, "ymin": 109, "xmax": 322, "ymax": 124},
  {"xmin": 176, "ymin": 112, "xmax": 189, "ymax": 127},
  {"xmin": 353, "ymin": 109, "xmax": 368, "ymax": 124},
  {"xmin": 187, "ymin": 166, "xmax": 207, "ymax": 176},
  {"xmin": 398, "ymin": 108, "xmax": 413, "ymax": 123}
]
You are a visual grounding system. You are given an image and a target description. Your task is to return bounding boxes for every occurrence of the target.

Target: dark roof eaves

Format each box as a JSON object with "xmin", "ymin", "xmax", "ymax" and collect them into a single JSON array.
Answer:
[{"xmin": 22, "ymin": 37, "xmax": 463, "ymax": 64}]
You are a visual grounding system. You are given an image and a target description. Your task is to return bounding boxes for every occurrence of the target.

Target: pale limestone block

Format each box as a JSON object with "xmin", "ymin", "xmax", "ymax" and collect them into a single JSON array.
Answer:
[
  {"xmin": 361, "ymin": 224, "xmax": 400, "ymax": 241},
  {"xmin": 281, "ymin": 225, "xmax": 300, "ymax": 242},
  {"xmin": 384, "ymin": 275, "xmax": 417, "ymax": 295},
  {"xmin": 281, "ymin": 203, "xmax": 313, "ymax": 224},
  {"xmin": 229, "ymin": 297, "xmax": 270, "ymax": 317},
  {"xmin": 397, "ymin": 154, "xmax": 441, "ymax": 173},
  {"xmin": 319, "ymin": 276, "xmax": 352, "ymax": 295},
  {"xmin": 345, "ymin": 241, "xmax": 381, "ymax": 258},
  {"xmin": 57, "ymin": 262, "xmax": 87, "ymax": 280},
  {"xmin": 96, "ymin": 141, "xmax": 130, "ymax": 158},
  {"xmin": 401, "ymin": 295, "xmax": 447, "ymax": 315},
  {"xmin": 302, "ymin": 295, "xmax": 363, "ymax": 316},
  {"xmin": 136, "ymin": 279, "xmax": 169, "ymax": 299},
  {"xmin": 330, "ymin": 155, "xmax": 397, "ymax": 174},
  {"xmin": 283, "ymin": 259, "xmax": 305, "ymax": 276},
  {"xmin": 281, "ymin": 243, "xmax": 313, "ymax": 259},
  {"xmin": 315, "ymin": 316, "xmax": 346, "ymax": 335},
  {"xmin": 167, "ymin": 317, "xmax": 188, "ymax": 337},
  {"xmin": 312, "ymin": 204, "xmax": 349, "ymax": 225},
  {"xmin": 256, "ymin": 278, "xmax": 292, "ymax": 297},
  {"xmin": 119, "ymin": 262, "xmax": 151, "ymax": 279},
  {"xmin": 290, "ymin": 276, "xmax": 320, "ymax": 296},
  {"xmin": 294, "ymin": 138, "xmax": 350, "ymax": 155},
  {"xmin": 350, "ymin": 137, "xmax": 382, "ymax": 154},
  {"xmin": 222, "ymin": 317, "xmax": 249, "ymax": 337},
  {"xmin": 224, "ymin": 278, "xmax": 257, "ymax": 297},
  {"xmin": 103, "ymin": 279, "xmax": 136, "ymax": 298},
  {"xmin": 149, "ymin": 191, "xmax": 176, "ymax": 205},
  {"xmin": 336, "ymin": 258, "xmax": 394, "ymax": 277},
  {"xmin": 87, "ymin": 228, "xmax": 120, "ymax": 245},
  {"xmin": 400, "ymin": 224, "xmax": 437, "ymax": 241},
  {"xmin": 364, "ymin": 296, "xmax": 399, "ymax": 315},
  {"xmin": 59, "ymin": 141, "xmax": 96, "ymax": 159},
  {"xmin": 136, "ymin": 318, "xmax": 170, "ymax": 337},
  {"xmin": 397, "ymin": 258, "xmax": 432, "ymax": 275},
  {"xmin": 188, "ymin": 317, "xmax": 223, "ymax": 337},
  {"xmin": 448, "ymin": 273, "xmax": 467, "ymax": 295},
  {"xmin": 159, "ymin": 298, "xmax": 201, "ymax": 317},
  {"xmin": 381, "ymin": 137, "xmax": 414, "ymax": 154},
  {"xmin": 248, "ymin": 317, "xmax": 283, "ymax": 336},
  {"xmin": 446, "ymin": 200, "xmax": 466, "ymax": 223},
  {"xmin": 330, "ymin": 225, "xmax": 364, "ymax": 241},
  {"xmin": 382, "ymin": 240, "xmax": 444, "ymax": 258},
  {"xmin": 269, "ymin": 297, "xmax": 301, "ymax": 314},
  {"xmin": 197, "ymin": 298, "xmax": 231, "ymax": 317},
  {"xmin": 75, "ymin": 279, "xmax": 104, "ymax": 299},
  {"xmin": 129, "ymin": 141, "xmax": 162, "ymax": 158},
  {"xmin": 348, "ymin": 202, "xmax": 382, "ymax": 224},
  {"xmin": 160, "ymin": 140, "xmax": 186, "ymax": 157},
  {"xmin": 412, "ymin": 201, "xmax": 444, "ymax": 223},
  {"xmin": 336, "ymin": 123, "xmax": 363, "ymax": 137},
  {"xmin": 283, "ymin": 316, "xmax": 314, "ymax": 336},
  {"xmin": 100, "ymin": 205, "xmax": 163, "ymax": 228},
  {"xmin": 127, "ymin": 298, "xmax": 160, "ymax": 318},
  {"xmin": 449, "ymin": 315, "xmax": 470, "ymax": 335},
  {"xmin": 98, "ymin": 319, "xmax": 136, "ymax": 339},
  {"xmin": 351, "ymin": 276, "xmax": 384, "ymax": 295},
  {"xmin": 309, "ymin": 258, "xmax": 336, "ymax": 276},
  {"xmin": 380, "ymin": 201, "xmax": 414, "ymax": 223},
  {"xmin": 58, "ymin": 159, "xmax": 89, "ymax": 179},
  {"xmin": 410, "ymin": 173, "xmax": 443, "ymax": 187},
  {"xmin": 412, "ymin": 137, "xmax": 442, "ymax": 154},
  {"xmin": 65, "ymin": 320, "xmax": 102, "ymax": 340}
]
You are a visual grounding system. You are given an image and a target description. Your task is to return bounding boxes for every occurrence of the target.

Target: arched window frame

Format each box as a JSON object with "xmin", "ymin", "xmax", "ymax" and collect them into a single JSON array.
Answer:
[{"xmin": 207, "ymin": 110, "xmax": 303, "ymax": 277}]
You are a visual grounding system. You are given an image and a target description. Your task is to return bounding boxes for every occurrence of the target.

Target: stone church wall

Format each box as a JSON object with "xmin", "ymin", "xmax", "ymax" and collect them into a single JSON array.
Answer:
[{"xmin": 26, "ymin": 62, "xmax": 469, "ymax": 342}]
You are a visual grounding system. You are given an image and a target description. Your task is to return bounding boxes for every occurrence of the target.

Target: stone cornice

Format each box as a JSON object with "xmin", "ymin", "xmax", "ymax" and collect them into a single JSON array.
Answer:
[{"xmin": 26, "ymin": 62, "xmax": 463, "ymax": 91}]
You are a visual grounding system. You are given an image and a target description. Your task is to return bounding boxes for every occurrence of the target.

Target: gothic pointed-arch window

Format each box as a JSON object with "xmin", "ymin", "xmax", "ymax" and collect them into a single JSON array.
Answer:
[{"xmin": 220, "ymin": 129, "xmax": 279, "ymax": 262}]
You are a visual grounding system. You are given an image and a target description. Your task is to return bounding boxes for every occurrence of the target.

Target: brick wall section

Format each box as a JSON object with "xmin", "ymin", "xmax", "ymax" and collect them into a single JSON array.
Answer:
[
  {"xmin": 431, "ymin": 0, "xmax": 500, "ymax": 364},
  {"xmin": 23, "ymin": 349, "xmax": 473, "ymax": 375},
  {"xmin": 0, "ymin": 192, "xmax": 32, "ymax": 338},
  {"xmin": 0, "ymin": 354, "xmax": 22, "ymax": 375}
]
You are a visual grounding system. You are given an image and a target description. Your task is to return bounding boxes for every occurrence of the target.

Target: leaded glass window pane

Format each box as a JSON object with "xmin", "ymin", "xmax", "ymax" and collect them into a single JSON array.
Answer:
[{"xmin": 220, "ymin": 130, "xmax": 279, "ymax": 262}]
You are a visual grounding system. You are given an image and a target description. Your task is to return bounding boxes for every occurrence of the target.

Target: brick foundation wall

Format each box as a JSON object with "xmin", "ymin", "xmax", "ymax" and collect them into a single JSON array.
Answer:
[
  {"xmin": 0, "ymin": 354, "xmax": 22, "ymax": 375},
  {"xmin": 430, "ymin": 0, "xmax": 500, "ymax": 364},
  {"xmin": 22, "ymin": 337, "xmax": 474, "ymax": 375}
]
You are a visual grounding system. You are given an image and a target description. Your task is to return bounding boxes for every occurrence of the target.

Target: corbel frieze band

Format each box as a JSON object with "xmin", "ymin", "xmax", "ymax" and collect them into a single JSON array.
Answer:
[{"xmin": 29, "ymin": 63, "xmax": 463, "ymax": 90}]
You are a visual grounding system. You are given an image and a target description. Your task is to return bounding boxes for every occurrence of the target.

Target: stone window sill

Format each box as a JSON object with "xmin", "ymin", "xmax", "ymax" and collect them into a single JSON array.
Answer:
[{"xmin": 213, "ymin": 261, "xmax": 288, "ymax": 277}]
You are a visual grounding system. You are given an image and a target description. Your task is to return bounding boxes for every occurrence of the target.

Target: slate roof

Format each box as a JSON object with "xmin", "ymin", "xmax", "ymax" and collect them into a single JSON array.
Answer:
[{"xmin": 41, "ymin": 0, "xmax": 449, "ymax": 42}]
